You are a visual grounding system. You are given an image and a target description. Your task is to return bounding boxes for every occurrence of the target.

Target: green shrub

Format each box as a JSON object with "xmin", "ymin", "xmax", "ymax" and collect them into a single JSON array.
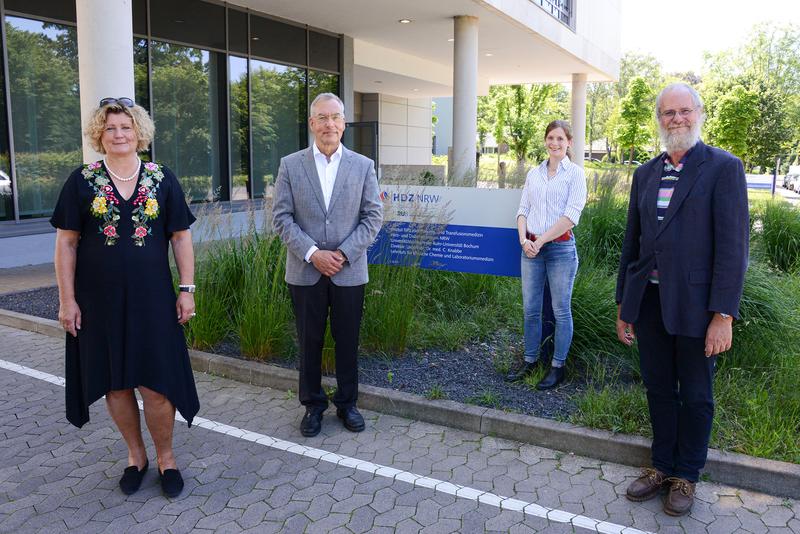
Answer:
[{"xmin": 757, "ymin": 199, "xmax": 800, "ymax": 273}]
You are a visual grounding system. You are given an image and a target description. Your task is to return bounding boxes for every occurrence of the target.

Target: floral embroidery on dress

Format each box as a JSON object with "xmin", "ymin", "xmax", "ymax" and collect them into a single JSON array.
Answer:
[{"xmin": 82, "ymin": 160, "xmax": 165, "ymax": 246}]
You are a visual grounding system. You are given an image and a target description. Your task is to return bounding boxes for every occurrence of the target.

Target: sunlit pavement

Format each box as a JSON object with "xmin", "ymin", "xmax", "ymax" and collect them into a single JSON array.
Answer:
[{"xmin": 1, "ymin": 324, "xmax": 798, "ymax": 533}]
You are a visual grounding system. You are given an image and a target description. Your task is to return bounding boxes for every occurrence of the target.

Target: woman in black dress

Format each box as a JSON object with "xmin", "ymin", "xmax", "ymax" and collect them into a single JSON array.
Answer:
[{"xmin": 51, "ymin": 97, "xmax": 199, "ymax": 498}]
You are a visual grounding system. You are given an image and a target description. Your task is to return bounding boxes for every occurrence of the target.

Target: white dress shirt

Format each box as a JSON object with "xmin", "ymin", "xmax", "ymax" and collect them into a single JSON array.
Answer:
[
  {"xmin": 305, "ymin": 142, "xmax": 343, "ymax": 262},
  {"xmin": 517, "ymin": 157, "xmax": 587, "ymax": 235}
]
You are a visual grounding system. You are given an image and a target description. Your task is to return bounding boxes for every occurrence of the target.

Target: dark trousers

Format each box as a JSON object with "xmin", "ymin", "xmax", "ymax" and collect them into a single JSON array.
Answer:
[
  {"xmin": 635, "ymin": 283, "xmax": 716, "ymax": 482},
  {"xmin": 289, "ymin": 277, "xmax": 365, "ymax": 410},
  {"xmin": 541, "ymin": 281, "xmax": 555, "ymax": 361}
]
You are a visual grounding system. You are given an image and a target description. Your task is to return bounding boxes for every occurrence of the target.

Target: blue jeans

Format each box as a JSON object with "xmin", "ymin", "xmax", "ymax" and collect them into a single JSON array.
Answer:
[{"xmin": 521, "ymin": 239, "xmax": 578, "ymax": 365}]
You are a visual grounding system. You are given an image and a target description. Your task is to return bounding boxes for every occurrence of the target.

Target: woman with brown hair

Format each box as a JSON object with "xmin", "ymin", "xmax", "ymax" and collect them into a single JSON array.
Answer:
[{"xmin": 513, "ymin": 120, "xmax": 587, "ymax": 389}]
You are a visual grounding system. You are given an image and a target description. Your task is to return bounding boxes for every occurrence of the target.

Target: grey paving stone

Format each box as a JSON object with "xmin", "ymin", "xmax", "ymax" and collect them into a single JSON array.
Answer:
[{"xmin": 762, "ymin": 504, "xmax": 795, "ymax": 527}]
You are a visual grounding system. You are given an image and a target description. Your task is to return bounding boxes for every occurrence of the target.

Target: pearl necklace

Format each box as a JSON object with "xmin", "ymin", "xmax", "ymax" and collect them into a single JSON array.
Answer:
[{"xmin": 104, "ymin": 157, "xmax": 141, "ymax": 182}]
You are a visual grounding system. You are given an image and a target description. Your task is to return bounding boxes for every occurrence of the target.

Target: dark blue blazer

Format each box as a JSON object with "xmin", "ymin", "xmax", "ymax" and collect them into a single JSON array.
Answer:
[{"xmin": 615, "ymin": 141, "xmax": 749, "ymax": 338}]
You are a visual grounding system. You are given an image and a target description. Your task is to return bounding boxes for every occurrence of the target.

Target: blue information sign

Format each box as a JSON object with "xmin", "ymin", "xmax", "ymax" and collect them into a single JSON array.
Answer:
[{"xmin": 368, "ymin": 185, "xmax": 522, "ymax": 277}]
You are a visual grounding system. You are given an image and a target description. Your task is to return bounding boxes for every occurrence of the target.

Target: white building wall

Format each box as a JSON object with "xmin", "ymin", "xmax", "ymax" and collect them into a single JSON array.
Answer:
[{"xmin": 362, "ymin": 93, "xmax": 432, "ymax": 166}]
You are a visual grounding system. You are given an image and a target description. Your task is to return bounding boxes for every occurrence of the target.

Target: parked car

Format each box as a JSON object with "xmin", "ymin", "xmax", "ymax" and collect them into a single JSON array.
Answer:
[
  {"xmin": 0, "ymin": 170, "xmax": 11, "ymax": 196},
  {"xmin": 789, "ymin": 174, "xmax": 800, "ymax": 192}
]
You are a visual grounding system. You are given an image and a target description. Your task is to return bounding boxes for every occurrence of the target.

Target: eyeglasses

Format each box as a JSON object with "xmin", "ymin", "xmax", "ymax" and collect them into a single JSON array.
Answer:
[
  {"xmin": 99, "ymin": 97, "xmax": 134, "ymax": 108},
  {"xmin": 313, "ymin": 113, "xmax": 345, "ymax": 124},
  {"xmin": 658, "ymin": 108, "xmax": 695, "ymax": 120}
]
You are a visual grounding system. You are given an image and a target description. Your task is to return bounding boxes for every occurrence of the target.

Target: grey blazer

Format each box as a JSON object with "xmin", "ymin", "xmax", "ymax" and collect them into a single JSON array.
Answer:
[{"xmin": 272, "ymin": 145, "xmax": 383, "ymax": 286}]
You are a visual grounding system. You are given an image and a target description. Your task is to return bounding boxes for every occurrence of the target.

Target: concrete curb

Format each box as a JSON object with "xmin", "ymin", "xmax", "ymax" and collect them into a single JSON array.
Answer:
[{"xmin": 2, "ymin": 308, "xmax": 798, "ymax": 499}]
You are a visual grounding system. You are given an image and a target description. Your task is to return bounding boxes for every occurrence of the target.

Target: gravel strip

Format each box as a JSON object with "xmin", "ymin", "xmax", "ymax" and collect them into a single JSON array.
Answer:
[{"xmin": 0, "ymin": 286, "xmax": 585, "ymax": 419}]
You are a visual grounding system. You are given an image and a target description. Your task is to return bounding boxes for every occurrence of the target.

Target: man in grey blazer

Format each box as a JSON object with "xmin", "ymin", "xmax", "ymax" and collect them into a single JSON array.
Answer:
[{"xmin": 273, "ymin": 93, "xmax": 382, "ymax": 437}]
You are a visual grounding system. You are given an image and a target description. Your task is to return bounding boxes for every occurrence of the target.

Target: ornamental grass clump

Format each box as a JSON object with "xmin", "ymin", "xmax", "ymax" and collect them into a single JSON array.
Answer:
[
  {"xmin": 755, "ymin": 199, "xmax": 800, "ymax": 273},
  {"xmin": 236, "ymin": 233, "xmax": 294, "ymax": 359}
]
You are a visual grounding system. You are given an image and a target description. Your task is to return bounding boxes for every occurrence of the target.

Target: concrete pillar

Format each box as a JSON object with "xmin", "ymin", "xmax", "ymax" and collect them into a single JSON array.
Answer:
[
  {"xmin": 451, "ymin": 15, "xmax": 478, "ymax": 186},
  {"xmin": 570, "ymin": 73, "xmax": 587, "ymax": 168},
  {"xmin": 76, "ymin": 0, "xmax": 135, "ymax": 163},
  {"xmin": 341, "ymin": 35, "xmax": 355, "ymax": 122}
]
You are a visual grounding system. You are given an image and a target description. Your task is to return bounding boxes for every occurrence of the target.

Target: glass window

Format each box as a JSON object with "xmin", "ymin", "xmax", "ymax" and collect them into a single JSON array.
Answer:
[
  {"xmin": 229, "ymin": 56, "xmax": 249, "ymax": 200},
  {"xmin": 308, "ymin": 70, "xmax": 340, "ymax": 105},
  {"xmin": 133, "ymin": 38, "xmax": 149, "ymax": 112},
  {"xmin": 6, "ymin": 17, "xmax": 82, "ymax": 219},
  {"xmin": 228, "ymin": 9, "xmax": 248, "ymax": 55},
  {"xmin": 4, "ymin": 0, "xmax": 76, "ymax": 23},
  {"xmin": 132, "ymin": 0, "xmax": 147, "ymax": 36},
  {"xmin": 250, "ymin": 60, "xmax": 305, "ymax": 198},
  {"xmin": 309, "ymin": 31, "xmax": 339, "ymax": 72},
  {"xmin": 250, "ymin": 15, "xmax": 306, "ymax": 66},
  {"xmin": 150, "ymin": 0, "xmax": 225, "ymax": 51},
  {"xmin": 151, "ymin": 41, "xmax": 223, "ymax": 202},
  {"xmin": 0, "ymin": 27, "xmax": 11, "ymax": 221}
]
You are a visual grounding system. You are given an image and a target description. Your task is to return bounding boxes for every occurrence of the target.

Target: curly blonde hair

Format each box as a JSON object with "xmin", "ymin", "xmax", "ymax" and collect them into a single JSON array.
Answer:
[{"xmin": 85, "ymin": 102, "xmax": 155, "ymax": 154}]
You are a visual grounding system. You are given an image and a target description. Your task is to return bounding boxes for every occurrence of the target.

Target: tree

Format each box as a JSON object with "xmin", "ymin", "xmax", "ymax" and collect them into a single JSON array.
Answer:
[
  {"xmin": 492, "ymin": 84, "xmax": 565, "ymax": 176},
  {"xmin": 705, "ymin": 85, "xmax": 760, "ymax": 162},
  {"xmin": 615, "ymin": 77, "xmax": 653, "ymax": 164},
  {"xmin": 702, "ymin": 23, "xmax": 800, "ymax": 171},
  {"xmin": 586, "ymin": 82, "xmax": 614, "ymax": 159}
]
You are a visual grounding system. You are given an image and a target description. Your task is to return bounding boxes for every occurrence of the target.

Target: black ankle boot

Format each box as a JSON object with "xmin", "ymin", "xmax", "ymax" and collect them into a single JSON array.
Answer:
[
  {"xmin": 536, "ymin": 366, "xmax": 565, "ymax": 390},
  {"xmin": 504, "ymin": 360, "xmax": 538, "ymax": 382}
]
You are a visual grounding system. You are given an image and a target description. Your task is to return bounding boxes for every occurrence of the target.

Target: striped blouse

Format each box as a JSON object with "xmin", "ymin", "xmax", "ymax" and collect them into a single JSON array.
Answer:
[{"xmin": 517, "ymin": 157, "xmax": 587, "ymax": 235}]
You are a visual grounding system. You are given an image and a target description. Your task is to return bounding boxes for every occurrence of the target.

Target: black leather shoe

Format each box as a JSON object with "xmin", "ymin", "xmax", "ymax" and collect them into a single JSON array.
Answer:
[
  {"xmin": 300, "ymin": 407, "xmax": 325, "ymax": 437},
  {"xmin": 504, "ymin": 360, "xmax": 539, "ymax": 382},
  {"xmin": 119, "ymin": 460, "xmax": 148, "ymax": 495},
  {"xmin": 536, "ymin": 366, "xmax": 565, "ymax": 390},
  {"xmin": 158, "ymin": 467, "xmax": 184, "ymax": 498},
  {"xmin": 336, "ymin": 406, "xmax": 366, "ymax": 432}
]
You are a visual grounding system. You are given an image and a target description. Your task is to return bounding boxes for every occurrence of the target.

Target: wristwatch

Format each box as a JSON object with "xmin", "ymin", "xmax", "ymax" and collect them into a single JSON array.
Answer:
[
  {"xmin": 718, "ymin": 312, "xmax": 731, "ymax": 320},
  {"xmin": 179, "ymin": 284, "xmax": 196, "ymax": 293}
]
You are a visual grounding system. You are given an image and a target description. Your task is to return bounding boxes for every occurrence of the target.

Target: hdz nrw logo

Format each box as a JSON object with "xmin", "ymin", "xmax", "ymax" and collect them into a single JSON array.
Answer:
[{"xmin": 380, "ymin": 191, "xmax": 441, "ymax": 204}]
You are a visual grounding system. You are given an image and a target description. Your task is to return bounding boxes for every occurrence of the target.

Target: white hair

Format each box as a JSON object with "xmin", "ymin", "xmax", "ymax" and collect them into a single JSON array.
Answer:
[
  {"xmin": 656, "ymin": 83, "xmax": 705, "ymax": 153},
  {"xmin": 309, "ymin": 93, "xmax": 345, "ymax": 117},
  {"xmin": 655, "ymin": 83, "xmax": 704, "ymax": 120}
]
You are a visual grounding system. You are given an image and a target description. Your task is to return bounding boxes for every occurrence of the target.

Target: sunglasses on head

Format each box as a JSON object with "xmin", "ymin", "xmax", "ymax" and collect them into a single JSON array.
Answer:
[{"xmin": 99, "ymin": 97, "xmax": 134, "ymax": 108}]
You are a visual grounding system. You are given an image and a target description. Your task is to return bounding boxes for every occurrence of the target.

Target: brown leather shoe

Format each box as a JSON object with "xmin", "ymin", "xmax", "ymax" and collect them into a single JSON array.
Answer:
[
  {"xmin": 664, "ymin": 477, "xmax": 695, "ymax": 516},
  {"xmin": 625, "ymin": 468, "xmax": 668, "ymax": 502}
]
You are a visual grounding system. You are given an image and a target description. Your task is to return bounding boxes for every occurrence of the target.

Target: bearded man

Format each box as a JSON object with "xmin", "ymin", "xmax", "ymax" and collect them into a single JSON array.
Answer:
[{"xmin": 615, "ymin": 83, "xmax": 749, "ymax": 516}]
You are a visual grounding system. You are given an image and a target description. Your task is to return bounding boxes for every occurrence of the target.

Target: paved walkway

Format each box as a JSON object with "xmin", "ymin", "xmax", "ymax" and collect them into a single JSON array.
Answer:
[{"xmin": 0, "ymin": 325, "xmax": 799, "ymax": 533}]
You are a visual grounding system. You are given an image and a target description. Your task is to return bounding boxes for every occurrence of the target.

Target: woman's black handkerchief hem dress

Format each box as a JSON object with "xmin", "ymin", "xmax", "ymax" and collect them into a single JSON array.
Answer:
[{"xmin": 50, "ymin": 161, "xmax": 200, "ymax": 428}]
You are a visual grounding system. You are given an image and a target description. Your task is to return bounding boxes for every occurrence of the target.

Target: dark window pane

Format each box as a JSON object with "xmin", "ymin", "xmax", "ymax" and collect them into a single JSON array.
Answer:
[
  {"xmin": 228, "ymin": 9, "xmax": 248, "ymax": 55},
  {"xmin": 309, "ymin": 70, "xmax": 339, "ymax": 104},
  {"xmin": 309, "ymin": 31, "xmax": 339, "ymax": 72},
  {"xmin": 250, "ymin": 16, "xmax": 305, "ymax": 66},
  {"xmin": 133, "ymin": 39, "xmax": 149, "ymax": 112},
  {"xmin": 229, "ymin": 56, "xmax": 249, "ymax": 200},
  {"xmin": 250, "ymin": 60, "xmax": 305, "ymax": 197},
  {"xmin": 0, "ymin": 36, "xmax": 11, "ymax": 220},
  {"xmin": 4, "ymin": 0, "xmax": 76, "ymax": 23},
  {"xmin": 132, "ymin": 0, "xmax": 147, "ymax": 36},
  {"xmin": 151, "ymin": 42, "xmax": 222, "ymax": 202},
  {"xmin": 6, "ymin": 17, "xmax": 81, "ymax": 219},
  {"xmin": 150, "ymin": 0, "xmax": 225, "ymax": 51}
]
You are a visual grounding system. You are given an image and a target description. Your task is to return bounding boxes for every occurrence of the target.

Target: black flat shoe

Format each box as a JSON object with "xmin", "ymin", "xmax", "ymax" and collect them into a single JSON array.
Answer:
[
  {"xmin": 336, "ymin": 406, "xmax": 366, "ymax": 432},
  {"xmin": 300, "ymin": 407, "xmax": 325, "ymax": 437},
  {"xmin": 536, "ymin": 366, "xmax": 565, "ymax": 390},
  {"xmin": 159, "ymin": 467, "xmax": 184, "ymax": 498},
  {"xmin": 504, "ymin": 360, "xmax": 539, "ymax": 382},
  {"xmin": 119, "ymin": 460, "xmax": 148, "ymax": 495}
]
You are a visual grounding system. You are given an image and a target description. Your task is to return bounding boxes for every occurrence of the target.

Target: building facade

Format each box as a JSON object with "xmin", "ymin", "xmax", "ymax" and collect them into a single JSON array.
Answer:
[{"xmin": 0, "ymin": 0, "xmax": 620, "ymax": 261}]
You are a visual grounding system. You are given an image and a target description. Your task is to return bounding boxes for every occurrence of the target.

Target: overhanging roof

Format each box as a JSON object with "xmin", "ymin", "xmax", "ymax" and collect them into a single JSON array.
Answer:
[{"xmin": 230, "ymin": 0, "xmax": 621, "ymax": 98}]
